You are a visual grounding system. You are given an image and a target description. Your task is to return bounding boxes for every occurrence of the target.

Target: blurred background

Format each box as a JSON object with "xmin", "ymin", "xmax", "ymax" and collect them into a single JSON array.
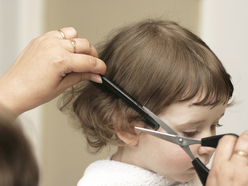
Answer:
[{"xmin": 0, "ymin": 0, "xmax": 248, "ymax": 185}]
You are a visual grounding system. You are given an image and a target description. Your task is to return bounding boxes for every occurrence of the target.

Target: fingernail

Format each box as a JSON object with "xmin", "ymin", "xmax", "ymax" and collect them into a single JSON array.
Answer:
[{"xmin": 91, "ymin": 75, "xmax": 102, "ymax": 84}]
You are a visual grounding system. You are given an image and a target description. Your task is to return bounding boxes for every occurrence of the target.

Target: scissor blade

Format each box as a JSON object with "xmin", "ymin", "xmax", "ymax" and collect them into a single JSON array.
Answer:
[
  {"xmin": 136, "ymin": 127, "xmax": 198, "ymax": 160},
  {"xmin": 142, "ymin": 106, "xmax": 178, "ymax": 135},
  {"xmin": 135, "ymin": 127, "xmax": 180, "ymax": 145}
]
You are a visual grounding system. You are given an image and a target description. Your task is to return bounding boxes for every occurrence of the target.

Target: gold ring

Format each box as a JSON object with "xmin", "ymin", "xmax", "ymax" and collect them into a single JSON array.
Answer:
[
  {"xmin": 58, "ymin": 30, "xmax": 66, "ymax": 39},
  {"xmin": 70, "ymin": 39, "xmax": 77, "ymax": 53},
  {"xmin": 234, "ymin": 150, "xmax": 248, "ymax": 159}
]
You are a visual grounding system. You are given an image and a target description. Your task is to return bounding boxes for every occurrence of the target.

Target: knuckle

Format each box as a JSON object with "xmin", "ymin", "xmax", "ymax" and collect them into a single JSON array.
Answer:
[
  {"xmin": 82, "ymin": 39, "xmax": 92, "ymax": 50},
  {"xmin": 88, "ymin": 56, "xmax": 97, "ymax": 67},
  {"xmin": 81, "ymin": 73, "xmax": 91, "ymax": 81},
  {"xmin": 239, "ymin": 131, "xmax": 248, "ymax": 142},
  {"xmin": 219, "ymin": 135, "xmax": 237, "ymax": 144},
  {"xmin": 68, "ymin": 27, "xmax": 78, "ymax": 37},
  {"xmin": 240, "ymin": 130, "xmax": 248, "ymax": 140}
]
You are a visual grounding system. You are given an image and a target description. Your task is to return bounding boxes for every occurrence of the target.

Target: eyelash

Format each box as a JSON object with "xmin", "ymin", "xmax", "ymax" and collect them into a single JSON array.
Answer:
[
  {"xmin": 211, "ymin": 124, "xmax": 223, "ymax": 130},
  {"xmin": 183, "ymin": 130, "xmax": 199, "ymax": 138},
  {"xmin": 182, "ymin": 124, "xmax": 223, "ymax": 138}
]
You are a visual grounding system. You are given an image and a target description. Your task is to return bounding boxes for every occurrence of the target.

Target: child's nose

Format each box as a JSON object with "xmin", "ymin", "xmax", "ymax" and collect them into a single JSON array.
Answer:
[
  {"xmin": 196, "ymin": 145, "xmax": 215, "ymax": 166},
  {"xmin": 198, "ymin": 145, "xmax": 216, "ymax": 156},
  {"xmin": 197, "ymin": 131, "xmax": 216, "ymax": 156}
]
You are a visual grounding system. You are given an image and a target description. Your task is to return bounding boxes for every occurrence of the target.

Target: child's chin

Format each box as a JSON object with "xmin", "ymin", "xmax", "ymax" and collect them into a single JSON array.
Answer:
[{"xmin": 175, "ymin": 172, "xmax": 197, "ymax": 183}]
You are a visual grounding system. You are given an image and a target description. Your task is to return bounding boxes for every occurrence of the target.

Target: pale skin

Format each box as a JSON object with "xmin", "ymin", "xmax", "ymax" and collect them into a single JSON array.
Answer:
[{"xmin": 0, "ymin": 27, "xmax": 106, "ymax": 120}]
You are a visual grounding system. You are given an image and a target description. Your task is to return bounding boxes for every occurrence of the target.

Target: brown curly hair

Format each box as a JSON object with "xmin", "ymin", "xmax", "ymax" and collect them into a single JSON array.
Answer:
[{"xmin": 60, "ymin": 19, "xmax": 233, "ymax": 153}]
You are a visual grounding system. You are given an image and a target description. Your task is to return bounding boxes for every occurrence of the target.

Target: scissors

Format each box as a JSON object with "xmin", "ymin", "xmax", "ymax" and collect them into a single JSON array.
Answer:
[{"xmin": 97, "ymin": 75, "xmax": 239, "ymax": 186}]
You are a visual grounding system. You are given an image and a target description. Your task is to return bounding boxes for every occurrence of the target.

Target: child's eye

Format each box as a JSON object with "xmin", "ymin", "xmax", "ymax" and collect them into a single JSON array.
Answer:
[
  {"xmin": 182, "ymin": 130, "xmax": 200, "ymax": 138},
  {"xmin": 211, "ymin": 124, "xmax": 223, "ymax": 131},
  {"xmin": 182, "ymin": 124, "xmax": 223, "ymax": 138}
]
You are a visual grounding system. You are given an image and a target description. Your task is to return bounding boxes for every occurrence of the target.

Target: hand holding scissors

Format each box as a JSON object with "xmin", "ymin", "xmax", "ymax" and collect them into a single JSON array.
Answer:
[{"xmin": 206, "ymin": 131, "xmax": 248, "ymax": 186}]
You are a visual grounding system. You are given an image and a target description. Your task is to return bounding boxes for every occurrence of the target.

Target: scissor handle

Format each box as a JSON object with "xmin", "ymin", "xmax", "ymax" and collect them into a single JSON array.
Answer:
[
  {"xmin": 192, "ymin": 158, "xmax": 209, "ymax": 186},
  {"xmin": 201, "ymin": 133, "xmax": 239, "ymax": 148},
  {"xmin": 194, "ymin": 133, "xmax": 239, "ymax": 186}
]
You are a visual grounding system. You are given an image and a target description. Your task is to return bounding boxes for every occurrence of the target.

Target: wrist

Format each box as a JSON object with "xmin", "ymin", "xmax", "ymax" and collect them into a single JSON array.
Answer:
[
  {"xmin": 0, "ymin": 77, "xmax": 24, "ymax": 120},
  {"xmin": 0, "ymin": 102, "xmax": 19, "ymax": 122}
]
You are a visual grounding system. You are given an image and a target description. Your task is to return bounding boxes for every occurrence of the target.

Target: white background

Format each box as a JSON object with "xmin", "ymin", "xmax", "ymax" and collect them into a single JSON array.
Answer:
[
  {"xmin": 0, "ymin": 0, "xmax": 43, "ymax": 162},
  {"xmin": 199, "ymin": 0, "xmax": 248, "ymax": 135}
]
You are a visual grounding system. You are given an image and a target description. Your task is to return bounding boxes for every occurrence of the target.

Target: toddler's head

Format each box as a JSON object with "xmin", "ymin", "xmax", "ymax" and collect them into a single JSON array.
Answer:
[{"xmin": 61, "ymin": 19, "xmax": 233, "ymax": 182}]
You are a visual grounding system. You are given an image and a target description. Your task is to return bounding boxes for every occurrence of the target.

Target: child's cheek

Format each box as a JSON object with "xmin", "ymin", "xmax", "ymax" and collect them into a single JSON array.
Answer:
[
  {"xmin": 173, "ymin": 146, "xmax": 193, "ymax": 168},
  {"xmin": 155, "ymin": 145, "xmax": 196, "ymax": 182},
  {"xmin": 161, "ymin": 144, "xmax": 193, "ymax": 170}
]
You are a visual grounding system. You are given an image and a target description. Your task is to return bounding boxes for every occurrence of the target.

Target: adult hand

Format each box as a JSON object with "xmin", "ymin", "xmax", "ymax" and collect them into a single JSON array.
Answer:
[
  {"xmin": 0, "ymin": 27, "xmax": 106, "ymax": 119},
  {"xmin": 206, "ymin": 131, "xmax": 248, "ymax": 186}
]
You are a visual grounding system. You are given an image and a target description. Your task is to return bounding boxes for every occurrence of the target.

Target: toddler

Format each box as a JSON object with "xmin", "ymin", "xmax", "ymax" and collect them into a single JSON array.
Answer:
[{"xmin": 61, "ymin": 19, "xmax": 233, "ymax": 186}]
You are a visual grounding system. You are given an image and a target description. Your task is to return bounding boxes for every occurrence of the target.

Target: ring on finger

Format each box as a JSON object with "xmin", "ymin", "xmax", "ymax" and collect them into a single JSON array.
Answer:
[
  {"xmin": 58, "ymin": 30, "xmax": 66, "ymax": 39},
  {"xmin": 234, "ymin": 150, "xmax": 248, "ymax": 159},
  {"xmin": 70, "ymin": 39, "xmax": 77, "ymax": 53}
]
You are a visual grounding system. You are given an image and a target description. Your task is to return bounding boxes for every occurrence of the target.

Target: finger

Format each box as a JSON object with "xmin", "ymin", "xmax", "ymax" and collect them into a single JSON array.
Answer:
[
  {"xmin": 46, "ymin": 27, "xmax": 78, "ymax": 39},
  {"xmin": 81, "ymin": 73, "xmax": 102, "ymax": 83},
  {"xmin": 231, "ymin": 131, "xmax": 248, "ymax": 165},
  {"xmin": 66, "ymin": 54, "xmax": 106, "ymax": 75},
  {"xmin": 63, "ymin": 38, "xmax": 99, "ymax": 58},
  {"xmin": 59, "ymin": 72, "xmax": 102, "ymax": 90},
  {"xmin": 212, "ymin": 135, "xmax": 237, "ymax": 166},
  {"xmin": 58, "ymin": 27, "xmax": 78, "ymax": 39}
]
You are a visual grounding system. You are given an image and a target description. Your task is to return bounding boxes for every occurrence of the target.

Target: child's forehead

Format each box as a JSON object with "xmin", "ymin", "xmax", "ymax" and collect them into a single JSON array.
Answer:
[{"xmin": 159, "ymin": 100, "xmax": 226, "ymax": 126}]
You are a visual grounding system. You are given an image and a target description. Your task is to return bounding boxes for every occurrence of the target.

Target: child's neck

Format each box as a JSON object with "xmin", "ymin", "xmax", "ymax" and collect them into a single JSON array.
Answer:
[
  {"xmin": 112, "ymin": 146, "xmax": 150, "ymax": 171},
  {"xmin": 111, "ymin": 147, "xmax": 130, "ymax": 162}
]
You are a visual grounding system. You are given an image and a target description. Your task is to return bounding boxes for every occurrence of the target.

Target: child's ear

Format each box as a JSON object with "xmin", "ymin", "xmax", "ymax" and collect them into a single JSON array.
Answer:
[
  {"xmin": 116, "ymin": 127, "xmax": 139, "ymax": 146},
  {"xmin": 113, "ymin": 112, "xmax": 140, "ymax": 146}
]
